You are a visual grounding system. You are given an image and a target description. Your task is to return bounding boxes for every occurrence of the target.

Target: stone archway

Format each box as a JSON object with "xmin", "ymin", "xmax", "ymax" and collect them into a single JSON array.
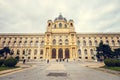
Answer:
[
  {"xmin": 58, "ymin": 48, "xmax": 63, "ymax": 58},
  {"xmin": 52, "ymin": 48, "xmax": 56, "ymax": 58},
  {"xmin": 65, "ymin": 48, "xmax": 70, "ymax": 58}
]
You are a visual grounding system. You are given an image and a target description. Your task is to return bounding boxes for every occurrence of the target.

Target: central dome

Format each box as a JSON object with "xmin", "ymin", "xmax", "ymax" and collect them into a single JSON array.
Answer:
[{"xmin": 54, "ymin": 14, "xmax": 67, "ymax": 22}]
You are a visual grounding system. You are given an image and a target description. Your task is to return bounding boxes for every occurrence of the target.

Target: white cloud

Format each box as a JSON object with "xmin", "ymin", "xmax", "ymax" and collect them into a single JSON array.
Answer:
[{"xmin": 0, "ymin": 0, "xmax": 120, "ymax": 33}]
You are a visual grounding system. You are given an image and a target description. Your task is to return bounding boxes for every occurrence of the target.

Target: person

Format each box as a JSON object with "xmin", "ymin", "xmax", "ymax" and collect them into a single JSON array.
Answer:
[
  {"xmin": 23, "ymin": 59, "xmax": 26, "ymax": 64},
  {"xmin": 56, "ymin": 59, "xmax": 58, "ymax": 62},
  {"xmin": 74, "ymin": 58, "xmax": 75, "ymax": 61},
  {"xmin": 63, "ymin": 58, "xmax": 64, "ymax": 61},
  {"xmin": 60, "ymin": 58, "xmax": 61, "ymax": 62},
  {"xmin": 67, "ymin": 58, "xmax": 68, "ymax": 62},
  {"xmin": 47, "ymin": 59, "xmax": 49, "ymax": 63}
]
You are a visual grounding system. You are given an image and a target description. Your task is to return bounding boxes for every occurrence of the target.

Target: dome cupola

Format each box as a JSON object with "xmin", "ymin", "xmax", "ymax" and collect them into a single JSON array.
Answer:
[{"xmin": 54, "ymin": 14, "xmax": 67, "ymax": 22}]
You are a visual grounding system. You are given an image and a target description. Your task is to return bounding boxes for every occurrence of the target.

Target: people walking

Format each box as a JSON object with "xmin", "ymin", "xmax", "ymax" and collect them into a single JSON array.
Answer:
[
  {"xmin": 67, "ymin": 58, "xmax": 68, "ymax": 62},
  {"xmin": 23, "ymin": 59, "xmax": 26, "ymax": 64},
  {"xmin": 47, "ymin": 59, "xmax": 49, "ymax": 63}
]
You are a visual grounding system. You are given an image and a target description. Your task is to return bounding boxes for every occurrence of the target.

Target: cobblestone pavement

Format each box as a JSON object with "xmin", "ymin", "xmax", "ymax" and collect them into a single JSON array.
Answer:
[{"xmin": 0, "ymin": 61, "xmax": 120, "ymax": 80}]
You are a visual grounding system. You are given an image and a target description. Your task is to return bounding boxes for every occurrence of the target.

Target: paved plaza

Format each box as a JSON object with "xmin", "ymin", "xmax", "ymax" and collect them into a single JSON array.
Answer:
[{"xmin": 0, "ymin": 61, "xmax": 120, "ymax": 80}]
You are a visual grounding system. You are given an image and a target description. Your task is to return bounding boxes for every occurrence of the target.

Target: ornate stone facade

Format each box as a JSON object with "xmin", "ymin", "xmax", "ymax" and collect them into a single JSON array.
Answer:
[{"xmin": 0, "ymin": 14, "xmax": 120, "ymax": 61}]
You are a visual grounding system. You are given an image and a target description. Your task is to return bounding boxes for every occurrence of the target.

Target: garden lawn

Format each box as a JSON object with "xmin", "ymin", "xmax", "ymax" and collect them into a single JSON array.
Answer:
[
  {"xmin": 0, "ymin": 66, "xmax": 19, "ymax": 71},
  {"xmin": 102, "ymin": 66, "xmax": 120, "ymax": 71}
]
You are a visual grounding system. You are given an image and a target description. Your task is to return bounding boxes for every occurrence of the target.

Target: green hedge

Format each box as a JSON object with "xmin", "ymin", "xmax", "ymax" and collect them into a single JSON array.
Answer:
[
  {"xmin": 104, "ymin": 59, "xmax": 120, "ymax": 67},
  {"xmin": 0, "ymin": 59, "xmax": 4, "ymax": 66},
  {"xmin": 116, "ymin": 60, "xmax": 120, "ymax": 66},
  {"xmin": 4, "ymin": 57, "xmax": 17, "ymax": 67}
]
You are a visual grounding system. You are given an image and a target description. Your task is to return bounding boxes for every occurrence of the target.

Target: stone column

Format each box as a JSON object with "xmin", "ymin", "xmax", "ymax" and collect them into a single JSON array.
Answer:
[
  {"xmin": 47, "ymin": 48, "xmax": 49, "ymax": 59},
  {"xmin": 56, "ymin": 48, "xmax": 58, "ymax": 59},
  {"xmin": 20, "ymin": 47, "xmax": 23, "ymax": 60},
  {"xmin": 70, "ymin": 48, "xmax": 72, "ymax": 60},
  {"xmin": 43, "ymin": 48, "xmax": 46, "ymax": 60},
  {"xmin": 49, "ymin": 48, "xmax": 51, "ymax": 59},
  {"xmin": 88, "ymin": 48, "xmax": 91, "ymax": 61},
  {"xmin": 75, "ymin": 47, "xmax": 78, "ymax": 59}
]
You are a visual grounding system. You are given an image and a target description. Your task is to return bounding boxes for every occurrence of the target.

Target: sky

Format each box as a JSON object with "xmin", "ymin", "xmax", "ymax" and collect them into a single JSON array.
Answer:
[{"xmin": 0, "ymin": 0, "xmax": 120, "ymax": 33}]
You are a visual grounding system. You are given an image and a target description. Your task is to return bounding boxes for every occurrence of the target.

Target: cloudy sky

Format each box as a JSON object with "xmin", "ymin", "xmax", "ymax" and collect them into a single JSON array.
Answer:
[{"xmin": 0, "ymin": 0, "xmax": 120, "ymax": 33}]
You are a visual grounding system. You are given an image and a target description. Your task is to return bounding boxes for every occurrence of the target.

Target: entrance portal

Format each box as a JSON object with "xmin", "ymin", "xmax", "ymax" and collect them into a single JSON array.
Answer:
[
  {"xmin": 65, "ymin": 48, "xmax": 70, "ymax": 58},
  {"xmin": 58, "ymin": 48, "xmax": 63, "ymax": 58},
  {"xmin": 52, "ymin": 48, "xmax": 56, "ymax": 58}
]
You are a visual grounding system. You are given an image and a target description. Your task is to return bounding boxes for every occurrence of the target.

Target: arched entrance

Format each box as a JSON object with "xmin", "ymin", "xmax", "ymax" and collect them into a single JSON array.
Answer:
[
  {"xmin": 52, "ymin": 48, "xmax": 56, "ymax": 58},
  {"xmin": 58, "ymin": 48, "xmax": 63, "ymax": 58},
  {"xmin": 65, "ymin": 48, "xmax": 70, "ymax": 58}
]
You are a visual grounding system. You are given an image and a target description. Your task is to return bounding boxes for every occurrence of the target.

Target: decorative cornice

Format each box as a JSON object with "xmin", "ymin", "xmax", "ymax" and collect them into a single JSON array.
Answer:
[
  {"xmin": 0, "ymin": 33, "xmax": 45, "ymax": 36},
  {"xmin": 76, "ymin": 32, "xmax": 120, "ymax": 35},
  {"xmin": 0, "ymin": 32, "xmax": 120, "ymax": 36}
]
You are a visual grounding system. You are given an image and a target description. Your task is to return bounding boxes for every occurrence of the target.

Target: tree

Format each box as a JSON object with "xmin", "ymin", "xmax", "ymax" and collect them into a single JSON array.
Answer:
[
  {"xmin": 96, "ymin": 41, "xmax": 113, "ymax": 61},
  {"xmin": 114, "ymin": 48, "xmax": 120, "ymax": 58},
  {"xmin": 0, "ymin": 47, "xmax": 13, "ymax": 59},
  {"xmin": 0, "ymin": 49, "xmax": 4, "ymax": 57}
]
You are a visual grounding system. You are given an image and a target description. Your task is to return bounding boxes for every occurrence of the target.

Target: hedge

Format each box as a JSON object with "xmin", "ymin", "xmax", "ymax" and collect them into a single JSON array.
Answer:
[
  {"xmin": 0, "ymin": 59, "xmax": 4, "ymax": 66},
  {"xmin": 4, "ymin": 57, "xmax": 17, "ymax": 67},
  {"xmin": 104, "ymin": 59, "xmax": 120, "ymax": 67}
]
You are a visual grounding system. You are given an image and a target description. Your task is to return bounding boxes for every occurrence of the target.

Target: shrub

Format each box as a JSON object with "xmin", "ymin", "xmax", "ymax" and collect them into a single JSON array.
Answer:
[
  {"xmin": 4, "ymin": 57, "xmax": 17, "ymax": 67},
  {"xmin": 0, "ymin": 59, "xmax": 4, "ymax": 66},
  {"xmin": 104, "ymin": 59, "xmax": 120, "ymax": 67},
  {"xmin": 104, "ymin": 59, "xmax": 116, "ymax": 67},
  {"xmin": 116, "ymin": 59, "xmax": 120, "ymax": 67}
]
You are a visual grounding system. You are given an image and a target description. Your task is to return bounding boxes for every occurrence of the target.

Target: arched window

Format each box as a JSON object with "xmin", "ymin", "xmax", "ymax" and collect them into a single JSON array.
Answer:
[
  {"xmin": 90, "ymin": 49, "xmax": 94, "ymax": 55},
  {"xmin": 54, "ymin": 24, "xmax": 56, "ymax": 28},
  {"xmin": 59, "ymin": 23, "xmax": 62, "ymax": 28},
  {"xmin": 24, "ymin": 41, "xmax": 27, "ymax": 46},
  {"xmin": 85, "ymin": 57, "xmax": 88, "ymax": 59},
  {"xmin": 70, "ymin": 23, "xmax": 73, "ymax": 27},
  {"xmin": 17, "ymin": 49, "xmax": 20, "ymax": 55},
  {"xmin": 53, "ymin": 39, "xmax": 56, "ymax": 45},
  {"xmin": 59, "ymin": 39, "xmax": 62, "ymax": 45},
  {"xmin": 106, "ymin": 40, "xmax": 109, "ymax": 45},
  {"xmin": 95, "ymin": 40, "xmax": 98, "ymax": 46},
  {"xmin": 84, "ymin": 49, "xmax": 87, "ymax": 55},
  {"xmin": 8, "ymin": 41, "xmax": 10, "ymax": 46},
  {"xmin": 19, "ymin": 41, "xmax": 22, "ymax": 46},
  {"xmin": 65, "ymin": 24, "xmax": 67, "ymax": 28},
  {"xmin": 89, "ymin": 40, "xmax": 92, "ymax": 46},
  {"xmin": 34, "ymin": 49, "xmax": 37, "ymax": 55},
  {"xmin": 22, "ymin": 57, "xmax": 24, "ymax": 59},
  {"xmin": 40, "ymin": 49, "xmax": 43, "ymax": 55},
  {"xmin": 77, "ymin": 40, "xmax": 80, "ymax": 46},
  {"xmin": 117, "ymin": 40, "xmax": 120, "ymax": 46},
  {"xmin": 65, "ymin": 39, "xmax": 69, "ymax": 45},
  {"xmin": 14, "ymin": 41, "xmax": 16, "ymax": 46},
  {"xmin": 83, "ymin": 40, "xmax": 86, "ymax": 46},
  {"xmin": 48, "ymin": 23, "xmax": 51, "ymax": 26},
  {"xmin": 34, "ymin": 57, "xmax": 36, "ymax": 59},
  {"xmin": 23, "ymin": 49, "xmax": 25, "ymax": 55},
  {"xmin": 35, "ymin": 41, "xmax": 38, "ymax": 46},
  {"xmin": 78, "ymin": 49, "xmax": 81, "ymax": 55},
  {"xmin": 112, "ymin": 40, "xmax": 115, "ymax": 46},
  {"xmin": 30, "ymin": 41, "xmax": 33, "ymax": 46},
  {"xmin": 28, "ymin": 49, "xmax": 31, "ymax": 55},
  {"xmin": 41, "ymin": 41, "xmax": 44, "ymax": 46}
]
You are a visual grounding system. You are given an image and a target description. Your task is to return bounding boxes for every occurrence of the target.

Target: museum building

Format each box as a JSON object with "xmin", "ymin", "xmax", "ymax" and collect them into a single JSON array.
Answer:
[{"xmin": 0, "ymin": 14, "xmax": 120, "ymax": 61}]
